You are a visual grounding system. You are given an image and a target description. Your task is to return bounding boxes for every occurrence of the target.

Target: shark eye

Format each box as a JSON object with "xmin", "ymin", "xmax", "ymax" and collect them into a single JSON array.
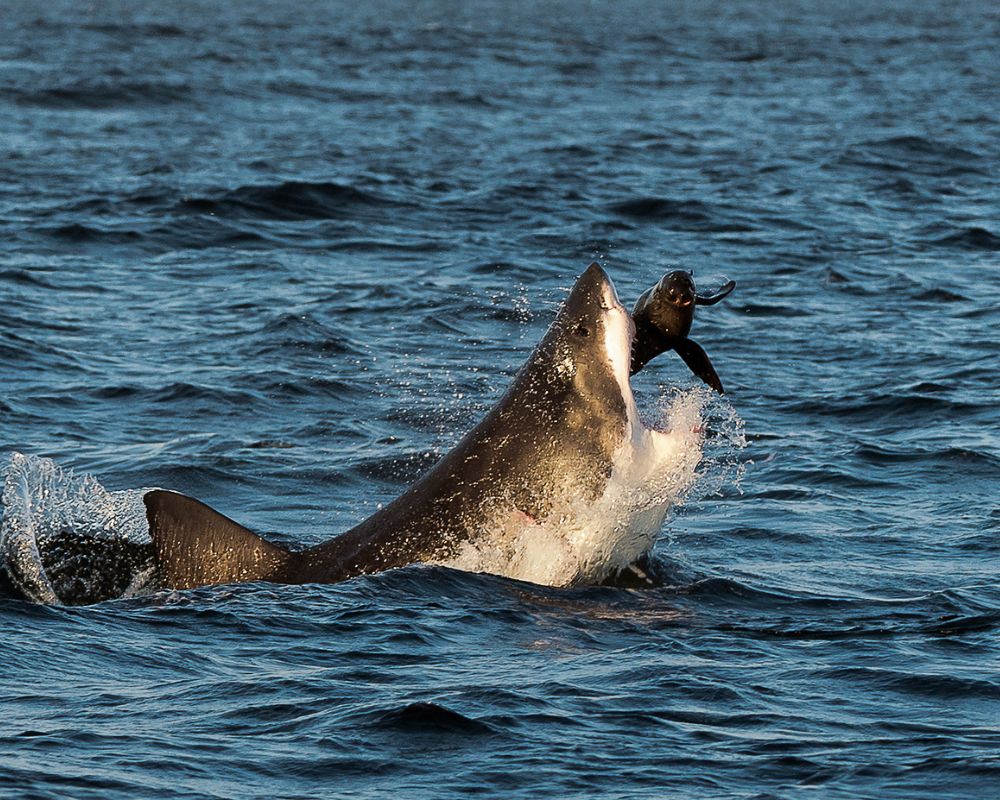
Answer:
[{"xmin": 574, "ymin": 323, "xmax": 590, "ymax": 338}]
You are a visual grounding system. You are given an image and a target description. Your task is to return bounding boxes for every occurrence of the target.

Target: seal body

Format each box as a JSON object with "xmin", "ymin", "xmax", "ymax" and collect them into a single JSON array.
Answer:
[{"xmin": 630, "ymin": 270, "xmax": 734, "ymax": 393}]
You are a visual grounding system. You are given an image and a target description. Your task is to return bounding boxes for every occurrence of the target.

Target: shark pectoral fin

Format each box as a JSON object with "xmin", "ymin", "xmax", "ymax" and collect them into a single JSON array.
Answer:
[
  {"xmin": 695, "ymin": 279, "xmax": 736, "ymax": 306},
  {"xmin": 675, "ymin": 338, "xmax": 725, "ymax": 394},
  {"xmin": 144, "ymin": 490, "xmax": 292, "ymax": 590}
]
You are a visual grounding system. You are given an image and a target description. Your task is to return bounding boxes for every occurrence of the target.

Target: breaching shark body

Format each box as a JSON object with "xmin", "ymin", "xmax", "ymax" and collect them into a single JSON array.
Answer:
[{"xmin": 1, "ymin": 264, "xmax": 734, "ymax": 603}]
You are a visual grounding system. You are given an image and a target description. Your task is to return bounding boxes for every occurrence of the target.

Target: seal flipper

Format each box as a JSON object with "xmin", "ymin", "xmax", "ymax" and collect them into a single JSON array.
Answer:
[
  {"xmin": 674, "ymin": 338, "xmax": 725, "ymax": 394},
  {"xmin": 695, "ymin": 279, "xmax": 736, "ymax": 306},
  {"xmin": 144, "ymin": 490, "xmax": 292, "ymax": 590}
]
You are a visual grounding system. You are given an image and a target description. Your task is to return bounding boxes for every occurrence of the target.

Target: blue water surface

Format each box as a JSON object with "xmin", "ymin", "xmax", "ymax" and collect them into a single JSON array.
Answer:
[{"xmin": 1, "ymin": 1, "xmax": 998, "ymax": 797}]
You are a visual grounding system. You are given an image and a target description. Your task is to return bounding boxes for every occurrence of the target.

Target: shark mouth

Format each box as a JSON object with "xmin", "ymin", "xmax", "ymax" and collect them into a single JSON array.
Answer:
[
  {"xmin": 576, "ymin": 293, "xmax": 708, "ymax": 585},
  {"xmin": 594, "ymin": 268, "xmax": 678, "ymax": 441}
]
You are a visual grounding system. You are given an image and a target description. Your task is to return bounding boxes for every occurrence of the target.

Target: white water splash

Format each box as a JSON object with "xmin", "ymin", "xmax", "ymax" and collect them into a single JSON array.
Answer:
[
  {"xmin": 677, "ymin": 384, "xmax": 750, "ymax": 502},
  {"xmin": 441, "ymin": 387, "xmax": 740, "ymax": 586},
  {"xmin": 0, "ymin": 453, "xmax": 157, "ymax": 604}
]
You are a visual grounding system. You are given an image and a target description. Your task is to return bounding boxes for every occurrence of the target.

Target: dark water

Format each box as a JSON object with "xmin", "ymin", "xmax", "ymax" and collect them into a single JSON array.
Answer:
[{"xmin": 2, "ymin": 0, "xmax": 998, "ymax": 796}]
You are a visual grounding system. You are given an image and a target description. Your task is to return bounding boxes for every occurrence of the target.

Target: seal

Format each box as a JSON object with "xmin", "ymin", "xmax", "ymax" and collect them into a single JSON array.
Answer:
[{"xmin": 629, "ymin": 269, "xmax": 735, "ymax": 393}]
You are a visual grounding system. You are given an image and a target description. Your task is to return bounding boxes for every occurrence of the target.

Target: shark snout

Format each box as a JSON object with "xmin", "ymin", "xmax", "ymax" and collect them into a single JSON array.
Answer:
[{"xmin": 577, "ymin": 263, "xmax": 623, "ymax": 311}]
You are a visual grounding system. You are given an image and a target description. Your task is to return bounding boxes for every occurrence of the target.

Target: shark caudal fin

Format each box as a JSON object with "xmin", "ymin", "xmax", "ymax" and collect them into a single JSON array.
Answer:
[{"xmin": 144, "ymin": 490, "xmax": 292, "ymax": 590}]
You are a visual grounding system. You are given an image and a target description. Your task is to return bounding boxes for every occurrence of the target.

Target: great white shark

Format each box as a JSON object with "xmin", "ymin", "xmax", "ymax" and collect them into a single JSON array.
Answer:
[{"xmin": 2, "ymin": 264, "xmax": 732, "ymax": 603}]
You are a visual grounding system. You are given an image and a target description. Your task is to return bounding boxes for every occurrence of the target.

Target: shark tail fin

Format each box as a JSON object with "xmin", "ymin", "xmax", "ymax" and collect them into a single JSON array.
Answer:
[{"xmin": 144, "ymin": 490, "xmax": 292, "ymax": 590}]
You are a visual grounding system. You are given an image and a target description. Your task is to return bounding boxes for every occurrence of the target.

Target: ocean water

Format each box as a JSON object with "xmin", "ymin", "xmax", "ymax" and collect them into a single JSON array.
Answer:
[{"xmin": 1, "ymin": 0, "xmax": 998, "ymax": 797}]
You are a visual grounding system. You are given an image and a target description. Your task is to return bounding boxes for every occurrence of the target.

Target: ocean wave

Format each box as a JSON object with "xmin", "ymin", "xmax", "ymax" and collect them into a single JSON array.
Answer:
[
  {"xmin": 41, "ymin": 223, "xmax": 143, "ymax": 244},
  {"xmin": 928, "ymin": 226, "xmax": 1000, "ymax": 251},
  {"xmin": 256, "ymin": 312, "xmax": 360, "ymax": 355},
  {"xmin": 838, "ymin": 135, "xmax": 987, "ymax": 177},
  {"xmin": 608, "ymin": 197, "xmax": 755, "ymax": 233},
  {"xmin": 254, "ymin": 376, "xmax": 362, "ymax": 400},
  {"xmin": 785, "ymin": 392, "xmax": 987, "ymax": 420},
  {"xmin": 362, "ymin": 702, "xmax": 497, "ymax": 734},
  {"xmin": 773, "ymin": 465, "xmax": 902, "ymax": 490},
  {"xmin": 331, "ymin": 237, "xmax": 447, "ymax": 253},
  {"xmin": 922, "ymin": 613, "xmax": 1000, "ymax": 636},
  {"xmin": 822, "ymin": 666, "xmax": 1000, "ymax": 700},
  {"xmin": 8, "ymin": 80, "xmax": 192, "ymax": 109},
  {"xmin": 179, "ymin": 180, "xmax": 407, "ymax": 221},
  {"xmin": 911, "ymin": 287, "xmax": 970, "ymax": 302},
  {"xmin": 80, "ymin": 22, "xmax": 188, "ymax": 37},
  {"xmin": 264, "ymin": 81, "xmax": 383, "ymax": 103},
  {"xmin": 853, "ymin": 443, "xmax": 1000, "ymax": 468},
  {"xmin": 150, "ymin": 217, "xmax": 273, "ymax": 249},
  {"xmin": 737, "ymin": 302, "xmax": 811, "ymax": 317},
  {"xmin": 0, "ymin": 268, "xmax": 59, "ymax": 289},
  {"xmin": 86, "ymin": 381, "xmax": 263, "ymax": 406}
]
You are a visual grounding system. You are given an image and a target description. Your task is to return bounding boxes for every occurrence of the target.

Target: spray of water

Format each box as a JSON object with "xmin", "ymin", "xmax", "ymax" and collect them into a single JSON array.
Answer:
[
  {"xmin": 656, "ymin": 384, "xmax": 750, "ymax": 503},
  {"xmin": 0, "ymin": 453, "xmax": 157, "ymax": 604},
  {"xmin": 441, "ymin": 386, "xmax": 747, "ymax": 586}
]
